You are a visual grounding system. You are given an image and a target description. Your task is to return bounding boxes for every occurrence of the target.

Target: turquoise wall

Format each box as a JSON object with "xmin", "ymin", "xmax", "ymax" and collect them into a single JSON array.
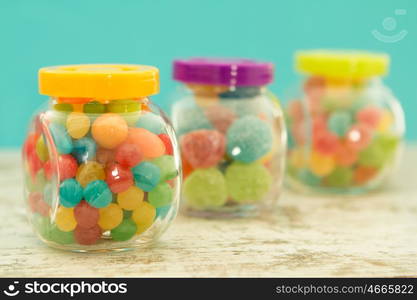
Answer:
[{"xmin": 0, "ymin": 0, "xmax": 416, "ymax": 147}]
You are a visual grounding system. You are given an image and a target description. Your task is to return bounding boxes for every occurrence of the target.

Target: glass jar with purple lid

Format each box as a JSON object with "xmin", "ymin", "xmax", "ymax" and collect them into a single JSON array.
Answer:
[{"xmin": 171, "ymin": 58, "xmax": 286, "ymax": 218}]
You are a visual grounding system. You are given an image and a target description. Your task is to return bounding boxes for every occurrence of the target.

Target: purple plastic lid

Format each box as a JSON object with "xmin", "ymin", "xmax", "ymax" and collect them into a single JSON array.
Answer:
[{"xmin": 173, "ymin": 58, "xmax": 274, "ymax": 86}]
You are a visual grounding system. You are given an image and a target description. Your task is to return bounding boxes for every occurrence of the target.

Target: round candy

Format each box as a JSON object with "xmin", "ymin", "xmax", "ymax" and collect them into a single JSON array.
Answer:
[
  {"xmin": 55, "ymin": 206, "xmax": 77, "ymax": 232},
  {"xmin": 125, "ymin": 128, "xmax": 165, "ymax": 159},
  {"xmin": 107, "ymin": 99, "xmax": 141, "ymax": 113},
  {"xmin": 354, "ymin": 166, "xmax": 378, "ymax": 184},
  {"xmin": 132, "ymin": 161, "xmax": 161, "ymax": 192},
  {"xmin": 59, "ymin": 178, "xmax": 83, "ymax": 207},
  {"xmin": 312, "ymin": 130, "xmax": 339, "ymax": 155},
  {"xmin": 174, "ymin": 103, "xmax": 213, "ymax": 136},
  {"xmin": 334, "ymin": 142, "xmax": 358, "ymax": 167},
  {"xmin": 92, "ymin": 113, "xmax": 128, "ymax": 149},
  {"xmin": 183, "ymin": 168, "xmax": 227, "ymax": 208},
  {"xmin": 115, "ymin": 142, "xmax": 143, "ymax": 167},
  {"xmin": 308, "ymin": 151, "xmax": 335, "ymax": 177},
  {"xmin": 132, "ymin": 202, "xmax": 156, "ymax": 235},
  {"xmin": 96, "ymin": 148, "xmax": 115, "ymax": 166},
  {"xmin": 72, "ymin": 137, "xmax": 97, "ymax": 164},
  {"xmin": 83, "ymin": 101, "xmax": 106, "ymax": 114},
  {"xmin": 35, "ymin": 136, "xmax": 49, "ymax": 162},
  {"xmin": 356, "ymin": 106, "xmax": 382, "ymax": 129},
  {"xmin": 327, "ymin": 111, "xmax": 352, "ymax": 137},
  {"xmin": 298, "ymin": 169, "xmax": 321, "ymax": 186},
  {"xmin": 377, "ymin": 110, "xmax": 393, "ymax": 133},
  {"xmin": 76, "ymin": 161, "xmax": 105, "ymax": 188},
  {"xmin": 151, "ymin": 155, "xmax": 177, "ymax": 181},
  {"xmin": 49, "ymin": 226, "xmax": 75, "ymax": 245},
  {"xmin": 225, "ymin": 162, "xmax": 272, "ymax": 203},
  {"xmin": 325, "ymin": 167, "xmax": 353, "ymax": 187},
  {"xmin": 181, "ymin": 130, "xmax": 226, "ymax": 168},
  {"xmin": 345, "ymin": 124, "xmax": 373, "ymax": 150},
  {"xmin": 57, "ymin": 154, "xmax": 78, "ymax": 181},
  {"xmin": 98, "ymin": 203, "xmax": 123, "ymax": 230},
  {"xmin": 105, "ymin": 163, "xmax": 134, "ymax": 193},
  {"xmin": 49, "ymin": 123, "xmax": 73, "ymax": 154},
  {"xmin": 204, "ymin": 104, "xmax": 236, "ymax": 134},
  {"xmin": 84, "ymin": 180, "xmax": 112, "ymax": 208},
  {"xmin": 148, "ymin": 182, "xmax": 173, "ymax": 208},
  {"xmin": 135, "ymin": 112, "xmax": 165, "ymax": 134},
  {"xmin": 111, "ymin": 219, "xmax": 137, "ymax": 241},
  {"xmin": 74, "ymin": 224, "xmax": 101, "ymax": 245},
  {"xmin": 226, "ymin": 116, "xmax": 273, "ymax": 163},
  {"xmin": 117, "ymin": 186, "xmax": 144, "ymax": 210},
  {"xmin": 358, "ymin": 138, "xmax": 389, "ymax": 168},
  {"xmin": 74, "ymin": 200, "xmax": 99, "ymax": 229},
  {"xmin": 158, "ymin": 134, "xmax": 173, "ymax": 155},
  {"xmin": 66, "ymin": 112, "xmax": 91, "ymax": 139}
]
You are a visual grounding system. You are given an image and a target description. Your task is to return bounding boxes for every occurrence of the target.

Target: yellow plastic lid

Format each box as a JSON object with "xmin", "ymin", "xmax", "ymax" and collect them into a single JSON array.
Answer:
[
  {"xmin": 295, "ymin": 50, "xmax": 389, "ymax": 79},
  {"xmin": 39, "ymin": 64, "xmax": 159, "ymax": 100}
]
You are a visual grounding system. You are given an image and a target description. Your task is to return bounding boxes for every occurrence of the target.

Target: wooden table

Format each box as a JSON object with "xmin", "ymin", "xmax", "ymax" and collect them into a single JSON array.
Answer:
[{"xmin": 0, "ymin": 147, "xmax": 416, "ymax": 277}]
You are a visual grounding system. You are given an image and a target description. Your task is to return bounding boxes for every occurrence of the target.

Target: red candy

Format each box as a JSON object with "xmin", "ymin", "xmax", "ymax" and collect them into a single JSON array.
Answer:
[
  {"xmin": 334, "ymin": 142, "xmax": 358, "ymax": 166},
  {"xmin": 44, "ymin": 154, "xmax": 78, "ymax": 181},
  {"xmin": 27, "ymin": 149, "xmax": 43, "ymax": 179},
  {"xmin": 180, "ymin": 130, "xmax": 226, "ymax": 168},
  {"xmin": 356, "ymin": 106, "xmax": 382, "ymax": 129},
  {"xmin": 96, "ymin": 148, "xmax": 115, "ymax": 166},
  {"xmin": 158, "ymin": 134, "xmax": 173, "ymax": 155},
  {"xmin": 105, "ymin": 163, "xmax": 134, "ymax": 193},
  {"xmin": 74, "ymin": 200, "xmax": 99, "ymax": 229},
  {"xmin": 74, "ymin": 225, "xmax": 102, "ymax": 245},
  {"xmin": 36, "ymin": 199, "xmax": 51, "ymax": 217},
  {"xmin": 313, "ymin": 130, "xmax": 339, "ymax": 155},
  {"xmin": 115, "ymin": 143, "xmax": 143, "ymax": 167}
]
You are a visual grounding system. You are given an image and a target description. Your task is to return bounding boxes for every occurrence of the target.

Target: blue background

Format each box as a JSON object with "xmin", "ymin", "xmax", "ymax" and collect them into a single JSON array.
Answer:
[{"xmin": 0, "ymin": 0, "xmax": 416, "ymax": 147}]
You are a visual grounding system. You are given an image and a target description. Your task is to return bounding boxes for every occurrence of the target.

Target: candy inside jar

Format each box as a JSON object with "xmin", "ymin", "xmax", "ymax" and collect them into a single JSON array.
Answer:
[
  {"xmin": 22, "ymin": 65, "xmax": 181, "ymax": 251},
  {"xmin": 285, "ymin": 51, "xmax": 405, "ymax": 194},
  {"xmin": 171, "ymin": 58, "xmax": 286, "ymax": 218}
]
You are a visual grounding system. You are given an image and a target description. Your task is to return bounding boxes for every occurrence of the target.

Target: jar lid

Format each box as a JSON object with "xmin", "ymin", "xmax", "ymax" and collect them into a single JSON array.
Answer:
[
  {"xmin": 296, "ymin": 50, "xmax": 389, "ymax": 79},
  {"xmin": 39, "ymin": 64, "xmax": 159, "ymax": 100},
  {"xmin": 172, "ymin": 58, "xmax": 274, "ymax": 86}
]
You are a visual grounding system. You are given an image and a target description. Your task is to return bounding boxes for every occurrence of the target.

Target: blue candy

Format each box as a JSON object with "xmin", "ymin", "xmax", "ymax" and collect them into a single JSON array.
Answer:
[
  {"xmin": 72, "ymin": 137, "xmax": 97, "ymax": 164},
  {"xmin": 132, "ymin": 161, "xmax": 161, "ymax": 192},
  {"xmin": 173, "ymin": 102, "xmax": 212, "ymax": 136},
  {"xmin": 327, "ymin": 111, "xmax": 352, "ymax": 137},
  {"xmin": 49, "ymin": 123, "xmax": 73, "ymax": 154},
  {"xmin": 226, "ymin": 116, "xmax": 272, "ymax": 163},
  {"xmin": 156, "ymin": 205, "xmax": 171, "ymax": 219},
  {"xmin": 135, "ymin": 113, "xmax": 165, "ymax": 134},
  {"xmin": 83, "ymin": 180, "xmax": 112, "ymax": 208},
  {"xmin": 298, "ymin": 169, "xmax": 321, "ymax": 186},
  {"xmin": 59, "ymin": 178, "xmax": 83, "ymax": 207}
]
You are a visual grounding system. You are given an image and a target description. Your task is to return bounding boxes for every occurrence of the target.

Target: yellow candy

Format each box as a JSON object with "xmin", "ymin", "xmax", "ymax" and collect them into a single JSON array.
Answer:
[
  {"xmin": 66, "ymin": 112, "xmax": 91, "ymax": 139},
  {"xmin": 117, "ymin": 186, "xmax": 144, "ymax": 210},
  {"xmin": 132, "ymin": 202, "xmax": 156, "ymax": 235},
  {"xmin": 377, "ymin": 110, "xmax": 393, "ymax": 133},
  {"xmin": 309, "ymin": 151, "xmax": 335, "ymax": 176},
  {"xmin": 289, "ymin": 147, "xmax": 308, "ymax": 168},
  {"xmin": 35, "ymin": 136, "xmax": 49, "ymax": 162},
  {"xmin": 98, "ymin": 203, "xmax": 123, "ymax": 230},
  {"xmin": 55, "ymin": 206, "xmax": 76, "ymax": 232},
  {"xmin": 76, "ymin": 161, "xmax": 105, "ymax": 188}
]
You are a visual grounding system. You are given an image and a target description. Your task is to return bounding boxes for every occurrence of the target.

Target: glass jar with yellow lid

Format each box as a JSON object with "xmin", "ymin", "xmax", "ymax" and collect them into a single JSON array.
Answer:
[
  {"xmin": 22, "ymin": 64, "xmax": 181, "ymax": 251},
  {"xmin": 285, "ymin": 50, "xmax": 405, "ymax": 194}
]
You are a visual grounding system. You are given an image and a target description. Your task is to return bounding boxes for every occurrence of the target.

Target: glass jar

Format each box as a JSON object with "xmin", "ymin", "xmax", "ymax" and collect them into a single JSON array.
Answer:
[
  {"xmin": 22, "ymin": 64, "xmax": 181, "ymax": 252},
  {"xmin": 285, "ymin": 51, "xmax": 405, "ymax": 194},
  {"xmin": 171, "ymin": 58, "xmax": 286, "ymax": 218}
]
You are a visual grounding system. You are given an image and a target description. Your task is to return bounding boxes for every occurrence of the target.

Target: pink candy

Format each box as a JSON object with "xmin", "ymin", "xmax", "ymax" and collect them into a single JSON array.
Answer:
[
  {"xmin": 115, "ymin": 143, "xmax": 143, "ymax": 167},
  {"xmin": 356, "ymin": 106, "xmax": 382, "ymax": 129}
]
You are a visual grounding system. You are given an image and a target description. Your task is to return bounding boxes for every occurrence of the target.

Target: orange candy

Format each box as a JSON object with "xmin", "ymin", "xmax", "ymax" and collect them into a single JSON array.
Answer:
[
  {"xmin": 354, "ymin": 166, "xmax": 378, "ymax": 184},
  {"xmin": 92, "ymin": 113, "xmax": 128, "ymax": 149},
  {"xmin": 181, "ymin": 152, "xmax": 194, "ymax": 179},
  {"xmin": 334, "ymin": 142, "xmax": 358, "ymax": 167},
  {"xmin": 125, "ymin": 128, "xmax": 165, "ymax": 159}
]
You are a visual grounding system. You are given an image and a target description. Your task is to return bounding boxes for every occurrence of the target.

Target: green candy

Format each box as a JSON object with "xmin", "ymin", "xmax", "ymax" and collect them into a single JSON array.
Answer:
[
  {"xmin": 225, "ymin": 162, "xmax": 272, "ymax": 203},
  {"xmin": 358, "ymin": 134, "xmax": 399, "ymax": 168},
  {"xmin": 107, "ymin": 100, "xmax": 141, "ymax": 113},
  {"xmin": 54, "ymin": 103, "xmax": 73, "ymax": 112},
  {"xmin": 327, "ymin": 111, "xmax": 352, "ymax": 137},
  {"xmin": 83, "ymin": 101, "xmax": 106, "ymax": 114},
  {"xmin": 151, "ymin": 155, "xmax": 178, "ymax": 181},
  {"xmin": 49, "ymin": 226, "xmax": 75, "ymax": 245},
  {"xmin": 183, "ymin": 168, "xmax": 227, "ymax": 208},
  {"xmin": 111, "ymin": 219, "xmax": 137, "ymax": 241},
  {"xmin": 298, "ymin": 169, "xmax": 321, "ymax": 186},
  {"xmin": 325, "ymin": 167, "xmax": 353, "ymax": 187},
  {"xmin": 148, "ymin": 182, "xmax": 173, "ymax": 208}
]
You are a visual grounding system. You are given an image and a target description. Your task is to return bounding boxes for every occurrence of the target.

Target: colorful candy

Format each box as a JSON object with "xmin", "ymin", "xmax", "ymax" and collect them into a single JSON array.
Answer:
[
  {"xmin": 84, "ymin": 180, "xmax": 112, "ymax": 208},
  {"xmin": 105, "ymin": 163, "xmax": 134, "ymax": 193},
  {"xmin": 59, "ymin": 179, "xmax": 83, "ymax": 207},
  {"xmin": 132, "ymin": 202, "xmax": 156, "ymax": 235},
  {"xmin": 74, "ymin": 224, "xmax": 101, "ymax": 245},
  {"xmin": 55, "ymin": 206, "xmax": 77, "ymax": 232},
  {"xmin": 74, "ymin": 200, "xmax": 99, "ymax": 229},
  {"xmin": 66, "ymin": 112, "xmax": 90, "ymax": 139},
  {"xmin": 125, "ymin": 128, "xmax": 165, "ymax": 159},
  {"xmin": 151, "ymin": 155, "xmax": 177, "ymax": 181},
  {"xmin": 92, "ymin": 113, "xmax": 128, "ymax": 149},
  {"xmin": 115, "ymin": 142, "xmax": 143, "ymax": 167},
  {"xmin": 148, "ymin": 182, "xmax": 173, "ymax": 208},
  {"xmin": 111, "ymin": 219, "xmax": 137, "ymax": 241},
  {"xmin": 117, "ymin": 186, "xmax": 144, "ymax": 210},
  {"xmin": 98, "ymin": 203, "xmax": 123, "ymax": 231},
  {"xmin": 135, "ymin": 112, "xmax": 165, "ymax": 134},
  {"xmin": 76, "ymin": 161, "xmax": 105, "ymax": 188},
  {"xmin": 49, "ymin": 123, "xmax": 73, "ymax": 154},
  {"xmin": 72, "ymin": 137, "xmax": 97, "ymax": 163},
  {"xmin": 132, "ymin": 161, "xmax": 160, "ymax": 192}
]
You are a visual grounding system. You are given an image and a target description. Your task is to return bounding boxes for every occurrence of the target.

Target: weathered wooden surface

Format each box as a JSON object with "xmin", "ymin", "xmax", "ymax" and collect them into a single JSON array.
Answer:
[{"xmin": 0, "ymin": 147, "xmax": 416, "ymax": 277}]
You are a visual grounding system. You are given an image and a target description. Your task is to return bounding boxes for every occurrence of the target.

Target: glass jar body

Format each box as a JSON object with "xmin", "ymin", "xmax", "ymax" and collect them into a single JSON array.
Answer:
[
  {"xmin": 172, "ymin": 84, "xmax": 286, "ymax": 218},
  {"xmin": 285, "ymin": 76, "xmax": 405, "ymax": 194},
  {"xmin": 22, "ymin": 97, "xmax": 181, "ymax": 252}
]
